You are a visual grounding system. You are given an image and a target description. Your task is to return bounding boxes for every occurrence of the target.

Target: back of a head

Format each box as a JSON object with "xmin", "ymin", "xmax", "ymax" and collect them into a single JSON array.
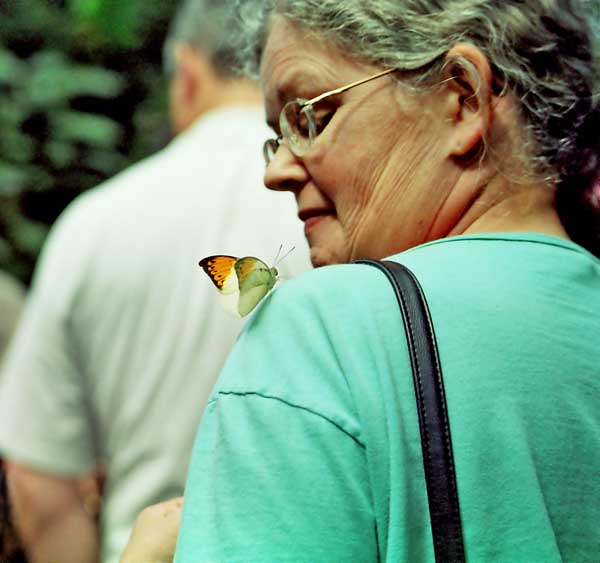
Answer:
[
  {"xmin": 234, "ymin": 0, "xmax": 600, "ymax": 257},
  {"xmin": 164, "ymin": 0, "xmax": 241, "ymax": 80}
]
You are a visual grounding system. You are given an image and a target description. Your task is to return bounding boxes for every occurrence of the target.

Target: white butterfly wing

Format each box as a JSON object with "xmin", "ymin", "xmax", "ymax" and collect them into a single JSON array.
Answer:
[
  {"xmin": 220, "ymin": 266, "xmax": 239, "ymax": 295},
  {"xmin": 217, "ymin": 288, "xmax": 243, "ymax": 318}
]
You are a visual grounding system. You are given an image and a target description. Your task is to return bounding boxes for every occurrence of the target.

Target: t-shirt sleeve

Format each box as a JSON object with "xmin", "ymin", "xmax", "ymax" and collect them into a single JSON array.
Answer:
[
  {"xmin": 0, "ymin": 202, "xmax": 98, "ymax": 474},
  {"xmin": 175, "ymin": 271, "xmax": 378, "ymax": 562},
  {"xmin": 175, "ymin": 397, "xmax": 376, "ymax": 562}
]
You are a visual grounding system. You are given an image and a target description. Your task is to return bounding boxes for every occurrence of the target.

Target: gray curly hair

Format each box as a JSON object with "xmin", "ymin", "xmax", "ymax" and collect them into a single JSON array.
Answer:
[{"xmin": 234, "ymin": 0, "xmax": 600, "ymax": 254}]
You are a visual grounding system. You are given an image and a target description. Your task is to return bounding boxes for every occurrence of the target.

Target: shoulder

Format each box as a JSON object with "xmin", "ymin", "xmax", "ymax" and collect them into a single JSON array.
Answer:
[
  {"xmin": 211, "ymin": 263, "xmax": 408, "ymax": 433},
  {"xmin": 393, "ymin": 233, "xmax": 598, "ymax": 308},
  {"xmin": 37, "ymin": 136, "xmax": 195, "ymax": 263},
  {"xmin": 251, "ymin": 262, "xmax": 397, "ymax": 334},
  {"xmin": 211, "ymin": 234, "xmax": 595, "ymax": 424},
  {"xmin": 41, "ymin": 152, "xmax": 161, "ymax": 245},
  {"xmin": 24, "ymin": 153, "xmax": 168, "ymax": 306},
  {"xmin": 258, "ymin": 236, "xmax": 522, "ymax": 323}
]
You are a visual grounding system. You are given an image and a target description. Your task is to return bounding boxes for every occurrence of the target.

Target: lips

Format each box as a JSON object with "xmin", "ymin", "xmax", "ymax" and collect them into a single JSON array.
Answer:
[
  {"xmin": 298, "ymin": 208, "xmax": 335, "ymax": 223},
  {"xmin": 298, "ymin": 208, "xmax": 335, "ymax": 236}
]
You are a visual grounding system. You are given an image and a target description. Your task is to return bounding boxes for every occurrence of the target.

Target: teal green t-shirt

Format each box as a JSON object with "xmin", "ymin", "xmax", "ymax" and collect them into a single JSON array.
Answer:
[{"xmin": 175, "ymin": 234, "xmax": 600, "ymax": 562}]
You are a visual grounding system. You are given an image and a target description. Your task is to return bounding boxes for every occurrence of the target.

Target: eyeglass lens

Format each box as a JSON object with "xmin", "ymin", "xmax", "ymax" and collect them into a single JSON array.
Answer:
[{"xmin": 280, "ymin": 100, "xmax": 316, "ymax": 157}]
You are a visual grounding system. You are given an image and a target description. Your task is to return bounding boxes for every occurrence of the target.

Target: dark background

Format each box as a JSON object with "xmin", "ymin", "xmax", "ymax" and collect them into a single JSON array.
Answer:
[{"xmin": 0, "ymin": 0, "xmax": 179, "ymax": 285}]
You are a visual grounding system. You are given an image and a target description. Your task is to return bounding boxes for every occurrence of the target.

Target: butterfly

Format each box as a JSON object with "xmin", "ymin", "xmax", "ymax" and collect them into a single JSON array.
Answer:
[{"xmin": 199, "ymin": 248, "xmax": 293, "ymax": 317}]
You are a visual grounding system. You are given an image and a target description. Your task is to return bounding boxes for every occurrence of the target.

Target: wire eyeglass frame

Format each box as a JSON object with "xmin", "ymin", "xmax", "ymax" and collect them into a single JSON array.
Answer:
[{"xmin": 263, "ymin": 67, "xmax": 396, "ymax": 165}]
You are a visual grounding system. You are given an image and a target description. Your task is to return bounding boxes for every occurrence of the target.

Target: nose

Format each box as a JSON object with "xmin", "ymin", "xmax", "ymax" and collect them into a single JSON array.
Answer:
[{"xmin": 264, "ymin": 143, "xmax": 309, "ymax": 193}]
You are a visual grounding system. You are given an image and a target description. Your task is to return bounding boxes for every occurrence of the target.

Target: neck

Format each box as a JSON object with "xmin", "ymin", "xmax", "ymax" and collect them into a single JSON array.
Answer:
[
  {"xmin": 449, "ymin": 176, "xmax": 569, "ymax": 240},
  {"xmin": 197, "ymin": 79, "xmax": 263, "ymax": 116}
]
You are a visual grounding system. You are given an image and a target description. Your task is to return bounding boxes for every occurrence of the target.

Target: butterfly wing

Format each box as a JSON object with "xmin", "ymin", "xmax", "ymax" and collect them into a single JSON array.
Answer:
[
  {"xmin": 237, "ymin": 284, "xmax": 271, "ymax": 317},
  {"xmin": 198, "ymin": 255, "xmax": 238, "ymax": 295},
  {"xmin": 235, "ymin": 257, "xmax": 278, "ymax": 316}
]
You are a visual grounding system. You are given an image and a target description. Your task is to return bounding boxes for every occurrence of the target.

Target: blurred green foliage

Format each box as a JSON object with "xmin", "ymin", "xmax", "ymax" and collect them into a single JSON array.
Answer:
[{"xmin": 0, "ymin": 0, "xmax": 178, "ymax": 284}]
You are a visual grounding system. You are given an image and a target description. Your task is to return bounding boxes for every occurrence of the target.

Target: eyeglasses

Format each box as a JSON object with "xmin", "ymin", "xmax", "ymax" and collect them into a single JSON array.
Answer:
[{"xmin": 263, "ymin": 67, "xmax": 396, "ymax": 165}]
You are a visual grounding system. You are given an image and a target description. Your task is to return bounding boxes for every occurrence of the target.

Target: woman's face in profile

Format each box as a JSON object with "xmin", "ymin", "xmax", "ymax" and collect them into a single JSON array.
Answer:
[{"xmin": 261, "ymin": 17, "xmax": 453, "ymax": 267}]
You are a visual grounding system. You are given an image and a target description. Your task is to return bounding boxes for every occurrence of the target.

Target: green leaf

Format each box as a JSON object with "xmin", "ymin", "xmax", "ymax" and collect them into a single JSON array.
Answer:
[
  {"xmin": 85, "ymin": 148, "xmax": 127, "ymax": 174},
  {"xmin": 0, "ymin": 101, "xmax": 29, "ymax": 127},
  {"xmin": 9, "ymin": 217, "xmax": 48, "ymax": 258},
  {"xmin": 50, "ymin": 110, "xmax": 123, "ymax": 148},
  {"xmin": 0, "ymin": 236, "xmax": 12, "ymax": 264},
  {"xmin": 67, "ymin": 0, "xmax": 144, "ymax": 48},
  {"xmin": 0, "ymin": 162, "xmax": 29, "ymax": 195},
  {"xmin": 0, "ymin": 128, "xmax": 36, "ymax": 164},
  {"xmin": 25, "ymin": 51, "xmax": 124, "ymax": 107},
  {"xmin": 0, "ymin": 48, "xmax": 26, "ymax": 85},
  {"xmin": 45, "ymin": 141, "xmax": 79, "ymax": 169},
  {"xmin": 25, "ymin": 167, "xmax": 54, "ymax": 193},
  {"xmin": 0, "ymin": 1, "xmax": 70, "ymax": 49},
  {"xmin": 68, "ymin": 0, "xmax": 103, "ymax": 19},
  {"xmin": 0, "ymin": 162, "xmax": 54, "ymax": 195}
]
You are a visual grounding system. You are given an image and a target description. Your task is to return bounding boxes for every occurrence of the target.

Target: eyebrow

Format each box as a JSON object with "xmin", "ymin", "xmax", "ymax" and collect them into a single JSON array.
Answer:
[{"xmin": 277, "ymin": 67, "xmax": 336, "ymax": 102}]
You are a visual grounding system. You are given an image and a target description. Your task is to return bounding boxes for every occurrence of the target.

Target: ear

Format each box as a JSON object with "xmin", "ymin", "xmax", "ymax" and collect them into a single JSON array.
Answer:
[
  {"xmin": 440, "ymin": 43, "xmax": 494, "ymax": 160},
  {"xmin": 169, "ymin": 44, "xmax": 212, "ymax": 132}
]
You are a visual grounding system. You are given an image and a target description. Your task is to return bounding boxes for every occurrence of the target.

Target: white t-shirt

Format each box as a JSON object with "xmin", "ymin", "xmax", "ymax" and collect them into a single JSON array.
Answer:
[{"xmin": 0, "ymin": 106, "xmax": 311, "ymax": 562}]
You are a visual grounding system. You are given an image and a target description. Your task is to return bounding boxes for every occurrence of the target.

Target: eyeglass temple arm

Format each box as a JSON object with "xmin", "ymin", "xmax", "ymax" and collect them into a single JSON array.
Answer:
[{"xmin": 305, "ymin": 68, "xmax": 396, "ymax": 106}]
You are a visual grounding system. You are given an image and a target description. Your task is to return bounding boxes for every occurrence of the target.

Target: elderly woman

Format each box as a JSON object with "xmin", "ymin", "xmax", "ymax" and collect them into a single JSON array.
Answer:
[{"xmin": 122, "ymin": 0, "xmax": 600, "ymax": 561}]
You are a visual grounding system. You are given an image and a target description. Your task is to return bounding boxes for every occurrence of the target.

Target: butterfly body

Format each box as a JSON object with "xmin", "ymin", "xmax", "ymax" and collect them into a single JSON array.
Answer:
[{"xmin": 199, "ymin": 255, "xmax": 279, "ymax": 317}]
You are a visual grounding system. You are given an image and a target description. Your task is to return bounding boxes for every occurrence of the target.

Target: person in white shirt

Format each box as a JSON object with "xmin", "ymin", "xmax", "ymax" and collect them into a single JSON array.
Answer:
[{"xmin": 0, "ymin": 1, "xmax": 311, "ymax": 561}]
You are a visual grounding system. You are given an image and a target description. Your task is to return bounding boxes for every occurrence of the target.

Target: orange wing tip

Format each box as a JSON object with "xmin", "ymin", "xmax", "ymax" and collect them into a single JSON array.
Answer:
[
  {"xmin": 198, "ymin": 255, "xmax": 236, "ymax": 267},
  {"xmin": 198, "ymin": 255, "xmax": 238, "ymax": 291}
]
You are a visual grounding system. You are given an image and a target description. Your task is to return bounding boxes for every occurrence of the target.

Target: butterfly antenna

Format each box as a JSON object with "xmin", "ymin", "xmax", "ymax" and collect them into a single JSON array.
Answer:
[
  {"xmin": 274, "ymin": 245, "xmax": 296, "ymax": 266},
  {"xmin": 272, "ymin": 244, "xmax": 283, "ymax": 265}
]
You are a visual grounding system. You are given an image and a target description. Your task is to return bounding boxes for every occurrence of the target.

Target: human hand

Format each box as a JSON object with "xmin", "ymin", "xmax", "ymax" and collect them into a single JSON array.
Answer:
[
  {"xmin": 77, "ymin": 466, "xmax": 106, "ymax": 521},
  {"xmin": 119, "ymin": 497, "xmax": 183, "ymax": 563}
]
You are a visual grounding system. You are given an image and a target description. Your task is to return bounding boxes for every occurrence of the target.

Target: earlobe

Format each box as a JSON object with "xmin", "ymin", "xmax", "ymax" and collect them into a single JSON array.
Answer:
[{"xmin": 442, "ymin": 43, "xmax": 494, "ymax": 159}]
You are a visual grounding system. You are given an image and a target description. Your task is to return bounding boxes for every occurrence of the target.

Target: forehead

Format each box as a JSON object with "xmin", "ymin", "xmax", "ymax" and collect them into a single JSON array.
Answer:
[{"xmin": 260, "ymin": 17, "xmax": 362, "ymax": 105}]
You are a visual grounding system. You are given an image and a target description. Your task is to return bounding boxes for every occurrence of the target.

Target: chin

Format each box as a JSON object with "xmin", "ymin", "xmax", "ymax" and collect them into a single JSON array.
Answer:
[{"xmin": 310, "ymin": 246, "xmax": 348, "ymax": 268}]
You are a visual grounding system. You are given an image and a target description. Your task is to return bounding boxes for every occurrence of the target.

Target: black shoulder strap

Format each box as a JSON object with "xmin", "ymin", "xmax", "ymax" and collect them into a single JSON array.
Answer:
[{"xmin": 357, "ymin": 259, "xmax": 465, "ymax": 563}]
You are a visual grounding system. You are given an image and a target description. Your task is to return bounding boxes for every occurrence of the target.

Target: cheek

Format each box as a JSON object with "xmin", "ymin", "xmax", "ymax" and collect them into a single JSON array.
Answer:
[
  {"xmin": 309, "ymin": 104, "xmax": 388, "ymax": 205},
  {"xmin": 351, "ymin": 124, "xmax": 443, "ymax": 256},
  {"xmin": 312, "ymin": 143, "xmax": 377, "ymax": 213},
  {"xmin": 358, "ymin": 133, "xmax": 448, "ymax": 256}
]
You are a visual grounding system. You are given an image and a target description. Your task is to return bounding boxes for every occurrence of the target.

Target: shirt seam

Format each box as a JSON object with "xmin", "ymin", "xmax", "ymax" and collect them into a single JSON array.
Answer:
[
  {"xmin": 400, "ymin": 233, "xmax": 594, "ymax": 258},
  {"xmin": 209, "ymin": 390, "xmax": 366, "ymax": 449}
]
